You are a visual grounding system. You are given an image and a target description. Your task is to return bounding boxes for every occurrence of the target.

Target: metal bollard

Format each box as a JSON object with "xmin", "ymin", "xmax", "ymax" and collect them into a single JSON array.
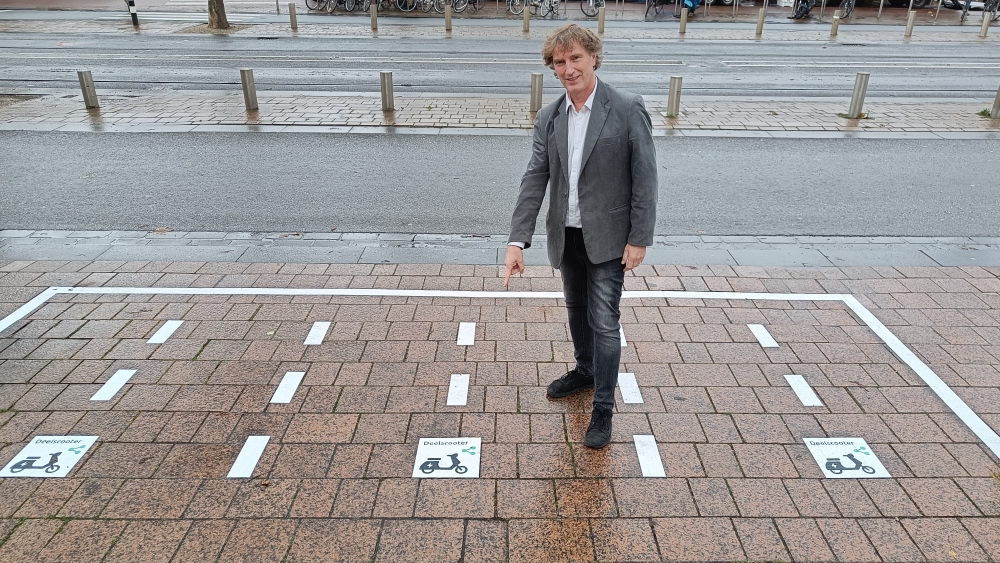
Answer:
[
  {"xmin": 831, "ymin": 9, "xmax": 840, "ymax": 35},
  {"xmin": 991, "ymin": 82, "xmax": 1000, "ymax": 118},
  {"xmin": 276, "ymin": 0, "xmax": 280, "ymax": 12},
  {"xmin": 598, "ymin": 6, "xmax": 605, "ymax": 34},
  {"xmin": 371, "ymin": 1, "xmax": 378, "ymax": 30},
  {"xmin": 904, "ymin": 10, "xmax": 916, "ymax": 37},
  {"xmin": 240, "ymin": 68, "xmax": 258, "ymax": 111},
  {"xmin": 445, "ymin": 5, "xmax": 452, "ymax": 31},
  {"xmin": 125, "ymin": 0, "xmax": 138, "ymax": 26},
  {"xmin": 530, "ymin": 72, "xmax": 543, "ymax": 113},
  {"xmin": 77, "ymin": 70, "xmax": 99, "ymax": 109},
  {"xmin": 666, "ymin": 76, "xmax": 682, "ymax": 117},
  {"xmin": 523, "ymin": 8, "xmax": 529, "ymax": 33},
  {"xmin": 288, "ymin": 3, "xmax": 297, "ymax": 29},
  {"xmin": 847, "ymin": 71, "xmax": 869, "ymax": 119},
  {"xmin": 380, "ymin": 70, "xmax": 394, "ymax": 112},
  {"xmin": 679, "ymin": 7, "xmax": 688, "ymax": 34},
  {"xmin": 980, "ymin": 14, "xmax": 991, "ymax": 38},
  {"xmin": 756, "ymin": 7, "xmax": 766, "ymax": 36}
]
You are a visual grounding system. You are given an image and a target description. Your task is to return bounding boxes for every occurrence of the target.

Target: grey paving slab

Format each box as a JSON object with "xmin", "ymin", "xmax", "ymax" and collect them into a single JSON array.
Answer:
[
  {"xmin": 97, "ymin": 244, "xmax": 246, "ymax": 262},
  {"xmin": 644, "ymin": 248, "xmax": 737, "ymax": 265},
  {"xmin": 921, "ymin": 248, "xmax": 1000, "ymax": 266},
  {"xmin": 820, "ymin": 247, "xmax": 939, "ymax": 267},
  {"xmin": 359, "ymin": 246, "xmax": 501, "ymax": 264},
  {"xmin": 239, "ymin": 245, "xmax": 364, "ymax": 263},
  {"xmin": 0, "ymin": 244, "xmax": 110, "ymax": 261},
  {"xmin": 729, "ymin": 248, "xmax": 834, "ymax": 267}
]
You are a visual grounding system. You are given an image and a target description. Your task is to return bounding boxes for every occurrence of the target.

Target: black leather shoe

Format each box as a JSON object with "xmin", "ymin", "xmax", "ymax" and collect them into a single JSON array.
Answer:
[
  {"xmin": 584, "ymin": 405, "xmax": 613, "ymax": 449},
  {"xmin": 546, "ymin": 369, "xmax": 594, "ymax": 398}
]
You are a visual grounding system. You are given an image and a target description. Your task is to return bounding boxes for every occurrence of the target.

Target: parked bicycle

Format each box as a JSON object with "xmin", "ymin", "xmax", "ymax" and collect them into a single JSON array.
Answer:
[
  {"xmin": 789, "ymin": 0, "xmax": 853, "ymax": 19},
  {"xmin": 529, "ymin": 0, "xmax": 561, "ymax": 16},
  {"xmin": 581, "ymin": 0, "xmax": 605, "ymax": 16},
  {"xmin": 305, "ymin": 0, "xmax": 371, "ymax": 12},
  {"xmin": 507, "ymin": 0, "xmax": 526, "ymax": 12}
]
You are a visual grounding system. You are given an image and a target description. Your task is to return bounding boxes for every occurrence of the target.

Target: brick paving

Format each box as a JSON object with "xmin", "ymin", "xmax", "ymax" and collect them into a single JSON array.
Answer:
[
  {"xmin": 1, "ymin": 258, "xmax": 999, "ymax": 561},
  {"xmin": 3, "ymin": 90, "xmax": 998, "ymax": 132}
]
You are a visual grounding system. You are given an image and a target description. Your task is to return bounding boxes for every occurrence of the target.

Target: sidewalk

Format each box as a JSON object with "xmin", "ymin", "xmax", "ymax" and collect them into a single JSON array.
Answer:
[
  {"xmin": 0, "ymin": 257, "xmax": 999, "ymax": 562},
  {"xmin": 2, "ymin": 90, "xmax": 999, "ymax": 133}
]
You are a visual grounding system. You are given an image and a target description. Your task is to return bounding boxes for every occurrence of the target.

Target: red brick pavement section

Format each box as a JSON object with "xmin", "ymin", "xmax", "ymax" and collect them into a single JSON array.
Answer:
[{"xmin": 1, "ymin": 259, "xmax": 999, "ymax": 561}]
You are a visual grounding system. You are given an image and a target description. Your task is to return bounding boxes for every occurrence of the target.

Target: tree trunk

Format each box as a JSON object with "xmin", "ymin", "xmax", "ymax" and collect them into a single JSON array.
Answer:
[{"xmin": 208, "ymin": 0, "xmax": 229, "ymax": 29}]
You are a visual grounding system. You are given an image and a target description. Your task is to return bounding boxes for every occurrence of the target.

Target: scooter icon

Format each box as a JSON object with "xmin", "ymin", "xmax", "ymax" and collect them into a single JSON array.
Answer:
[
  {"xmin": 825, "ymin": 453, "xmax": 875, "ymax": 475},
  {"xmin": 419, "ymin": 453, "xmax": 468, "ymax": 475},
  {"xmin": 10, "ymin": 452, "xmax": 61, "ymax": 474}
]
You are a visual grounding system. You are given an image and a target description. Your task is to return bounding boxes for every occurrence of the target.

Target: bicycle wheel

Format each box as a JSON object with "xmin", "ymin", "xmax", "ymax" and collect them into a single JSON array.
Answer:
[
  {"xmin": 470, "ymin": 0, "xmax": 484, "ymax": 10},
  {"xmin": 839, "ymin": 0, "xmax": 853, "ymax": 17},
  {"xmin": 360, "ymin": 0, "xmax": 371, "ymax": 10},
  {"xmin": 529, "ymin": 0, "xmax": 539, "ymax": 14},
  {"xmin": 454, "ymin": 0, "xmax": 469, "ymax": 11},
  {"xmin": 431, "ymin": 0, "xmax": 444, "ymax": 12},
  {"xmin": 345, "ymin": 0, "xmax": 357, "ymax": 11},
  {"xmin": 305, "ymin": 0, "xmax": 323, "ymax": 9},
  {"xmin": 540, "ymin": 0, "xmax": 555, "ymax": 15},
  {"xmin": 581, "ymin": 0, "xmax": 599, "ymax": 16},
  {"xmin": 397, "ymin": 0, "xmax": 418, "ymax": 11},
  {"xmin": 508, "ymin": 0, "xmax": 525, "ymax": 12}
]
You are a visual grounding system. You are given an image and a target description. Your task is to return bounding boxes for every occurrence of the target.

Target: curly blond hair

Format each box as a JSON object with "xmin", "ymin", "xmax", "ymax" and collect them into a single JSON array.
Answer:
[{"xmin": 541, "ymin": 23, "xmax": 603, "ymax": 71}]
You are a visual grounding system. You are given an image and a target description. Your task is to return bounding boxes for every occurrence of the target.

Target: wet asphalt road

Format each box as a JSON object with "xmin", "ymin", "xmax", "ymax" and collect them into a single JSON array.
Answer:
[
  {"xmin": 2, "ymin": 130, "xmax": 998, "ymax": 236},
  {"xmin": 2, "ymin": 31, "xmax": 1000, "ymax": 98}
]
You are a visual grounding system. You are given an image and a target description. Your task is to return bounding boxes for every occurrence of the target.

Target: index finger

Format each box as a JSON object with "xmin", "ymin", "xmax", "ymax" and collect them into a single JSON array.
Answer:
[{"xmin": 504, "ymin": 267, "xmax": 512, "ymax": 288}]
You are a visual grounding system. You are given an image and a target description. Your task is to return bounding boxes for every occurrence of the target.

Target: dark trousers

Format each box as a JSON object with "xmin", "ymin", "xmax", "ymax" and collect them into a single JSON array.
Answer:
[{"xmin": 560, "ymin": 227, "xmax": 625, "ymax": 409}]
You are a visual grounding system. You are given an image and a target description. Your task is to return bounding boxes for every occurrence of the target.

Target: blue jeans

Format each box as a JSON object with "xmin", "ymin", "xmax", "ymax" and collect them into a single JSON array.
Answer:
[{"xmin": 560, "ymin": 227, "xmax": 625, "ymax": 409}]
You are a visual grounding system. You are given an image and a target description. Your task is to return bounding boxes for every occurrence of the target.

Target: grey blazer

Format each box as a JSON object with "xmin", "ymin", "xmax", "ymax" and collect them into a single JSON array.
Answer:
[{"xmin": 508, "ymin": 79, "xmax": 658, "ymax": 269}]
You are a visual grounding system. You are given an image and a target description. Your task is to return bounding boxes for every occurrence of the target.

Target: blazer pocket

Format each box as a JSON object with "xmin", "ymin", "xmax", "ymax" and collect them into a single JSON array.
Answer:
[{"xmin": 609, "ymin": 203, "xmax": 629, "ymax": 214}]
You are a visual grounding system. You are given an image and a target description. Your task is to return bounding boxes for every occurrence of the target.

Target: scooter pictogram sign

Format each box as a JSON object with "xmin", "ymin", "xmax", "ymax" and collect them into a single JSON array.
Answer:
[
  {"xmin": 412, "ymin": 437, "xmax": 481, "ymax": 478},
  {"xmin": 804, "ymin": 437, "xmax": 891, "ymax": 479},
  {"xmin": 0, "ymin": 436, "xmax": 98, "ymax": 478}
]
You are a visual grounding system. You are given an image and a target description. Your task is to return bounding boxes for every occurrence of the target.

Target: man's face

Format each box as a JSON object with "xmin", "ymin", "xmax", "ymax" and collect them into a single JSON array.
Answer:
[{"xmin": 551, "ymin": 41, "xmax": 597, "ymax": 101}]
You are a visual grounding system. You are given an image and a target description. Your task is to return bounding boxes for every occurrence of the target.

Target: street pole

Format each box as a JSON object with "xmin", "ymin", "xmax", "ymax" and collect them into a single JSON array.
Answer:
[
  {"xmin": 77, "ymin": 71, "xmax": 99, "ymax": 109},
  {"xmin": 380, "ymin": 71, "xmax": 395, "ymax": 112},
  {"xmin": 125, "ymin": 0, "xmax": 138, "ymax": 26},
  {"xmin": 679, "ymin": 7, "xmax": 688, "ymax": 34},
  {"xmin": 847, "ymin": 72, "xmax": 869, "ymax": 119},
  {"xmin": 288, "ymin": 3, "xmax": 298, "ymax": 29},
  {"xmin": 530, "ymin": 73, "xmax": 543, "ymax": 112},
  {"xmin": 240, "ymin": 68, "xmax": 259, "ymax": 111},
  {"xmin": 666, "ymin": 76, "xmax": 682, "ymax": 118}
]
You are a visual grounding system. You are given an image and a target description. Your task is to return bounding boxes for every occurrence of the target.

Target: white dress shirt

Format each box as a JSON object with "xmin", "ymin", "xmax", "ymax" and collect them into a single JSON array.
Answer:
[
  {"xmin": 564, "ymin": 85, "xmax": 596, "ymax": 229},
  {"xmin": 509, "ymin": 85, "xmax": 597, "ymax": 249}
]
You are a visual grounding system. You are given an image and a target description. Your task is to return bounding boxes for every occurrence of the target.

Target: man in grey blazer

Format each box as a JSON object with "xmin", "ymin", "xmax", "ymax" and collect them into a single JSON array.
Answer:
[{"xmin": 504, "ymin": 24, "xmax": 658, "ymax": 449}]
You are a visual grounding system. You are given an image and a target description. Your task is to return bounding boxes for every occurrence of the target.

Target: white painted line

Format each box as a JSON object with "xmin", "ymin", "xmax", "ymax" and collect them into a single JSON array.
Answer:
[
  {"xmin": 619, "ymin": 325, "xmax": 627, "ymax": 347},
  {"xmin": 446, "ymin": 373, "xmax": 470, "ymax": 406},
  {"xmin": 90, "ymin": 369, "xmax": 136, "ymax": 401},
  {"xmin": 618, "ymin": 372, "xmax": 644, "ymax": 404},
  {"xmin": 842, "ymin": 295, "xmax": 1000, "ymax": 460},
  {"xmin": 147, "ymin": 320, "xmax": 183, "ymax": 344},
  {"xmin": 747, "ymin": 324, "xmax": 779, "ymax": 348},
  {"xmin": 303, "ymin": 321, "xmax": 330, "ymax": 346},
  {"xmin": 5, "ymin": 286, "xmax": 997, "ymax": 461},
  {"xmin": 457, "ymin": 322, "xmax": 476, "ymax": 346},
  {"xmin": 633, "ymin": 435, "xmax": 666, "ymax": 477},
  {"xmin": 0, "ymin": 287, "xmax": 60, "ymax": 335},
  {"xmin": 227, "ymin": 435, "xmax": 270, "ymax": 478},
  {"xmin": 270, "ymin": 371, "xmax": 305, "ymax": 404},
  {"xmin": 784, "ymin": 374, "xmax": 824, "ymax": 407}
]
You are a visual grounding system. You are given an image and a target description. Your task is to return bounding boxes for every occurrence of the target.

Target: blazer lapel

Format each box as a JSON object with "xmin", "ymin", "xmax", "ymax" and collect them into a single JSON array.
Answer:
[
  {"xmin": 579, "ymin": 80, "xmax": 610, "ymax": 172},
  {"xmin": 553, "ymin": 97, "xmax": 569, "ymax": 182}
]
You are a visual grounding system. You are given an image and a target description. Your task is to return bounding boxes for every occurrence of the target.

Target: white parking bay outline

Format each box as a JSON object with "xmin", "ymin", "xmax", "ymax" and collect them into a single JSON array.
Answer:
[{"xmin": 1, "ymin": 286, "xmax": 998, "ymax": 460}]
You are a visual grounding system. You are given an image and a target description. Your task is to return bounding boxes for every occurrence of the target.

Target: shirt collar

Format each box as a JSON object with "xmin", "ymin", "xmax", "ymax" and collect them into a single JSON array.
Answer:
[{"xmin": 565, "ymin": 81, "xmax": 598, "ymax": 114}]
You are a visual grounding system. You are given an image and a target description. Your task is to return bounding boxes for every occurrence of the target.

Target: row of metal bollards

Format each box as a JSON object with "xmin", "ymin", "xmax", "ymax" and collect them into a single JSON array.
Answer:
[{"xmin": 76, "ymin": 68, "xmax": 1000, "ymax": 120}]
